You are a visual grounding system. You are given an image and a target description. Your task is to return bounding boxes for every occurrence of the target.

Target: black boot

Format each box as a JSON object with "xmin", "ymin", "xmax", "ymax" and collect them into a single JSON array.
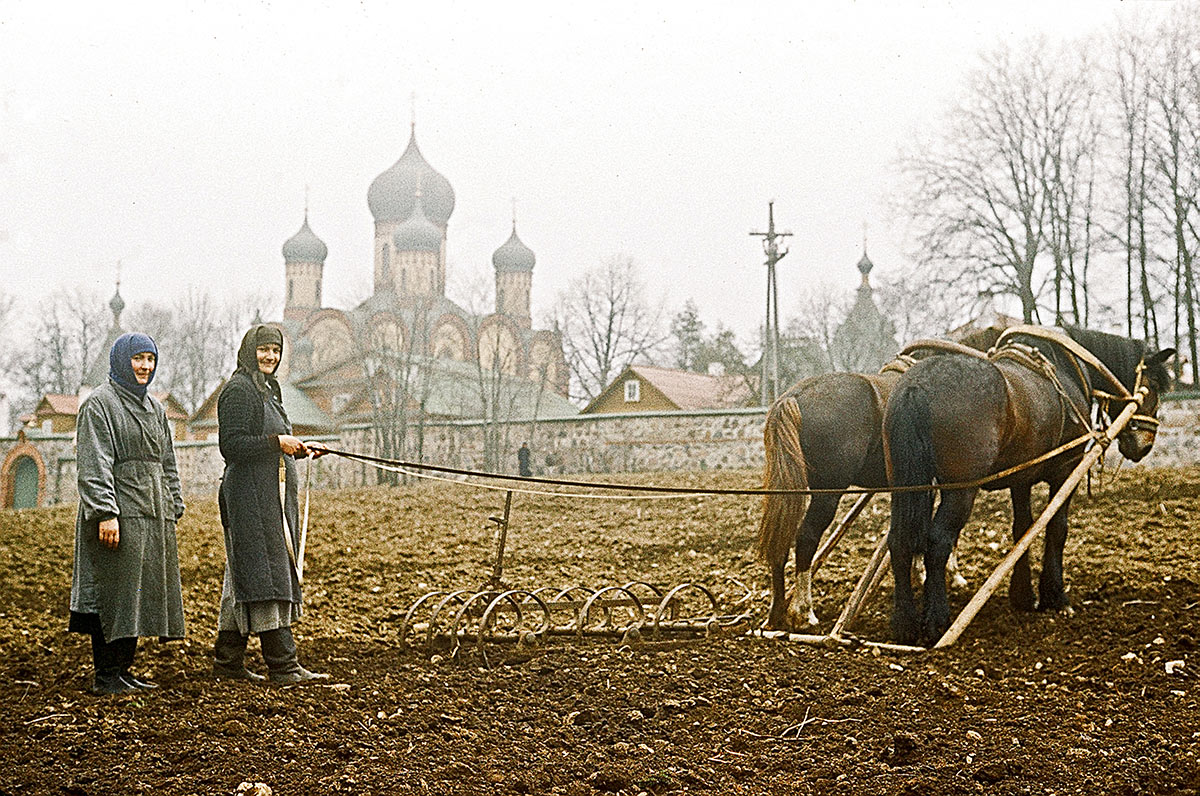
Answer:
[
  {"xmin": 113, "ymin": 636, "xmax": 156, "ymax": 689},
  {"xmin": 213, "ymin": 630, "xmax": 266, "ymax": 681},
  {"xmin": 90, "ymin": 632, "xmax": 138, "ymax": 696},
  {"xmin": 260, "ymin": 627, "xmax": 329, "ymax": 683}
]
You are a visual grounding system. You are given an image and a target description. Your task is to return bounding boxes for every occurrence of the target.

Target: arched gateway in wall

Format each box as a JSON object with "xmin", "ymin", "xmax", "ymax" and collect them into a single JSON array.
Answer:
[{"xmin": 1, "ymin": 441, "xmax": 46, "ymax": 509}]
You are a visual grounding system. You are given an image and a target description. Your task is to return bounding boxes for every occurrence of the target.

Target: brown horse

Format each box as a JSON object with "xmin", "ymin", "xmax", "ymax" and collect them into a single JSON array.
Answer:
[
  {"xmin": 883, "ymin": 325, "xmax": 1174, "ymax": 646},
  {"xmin": 757, "ymin": 337, "xmax": 991, "ymax": 632}
]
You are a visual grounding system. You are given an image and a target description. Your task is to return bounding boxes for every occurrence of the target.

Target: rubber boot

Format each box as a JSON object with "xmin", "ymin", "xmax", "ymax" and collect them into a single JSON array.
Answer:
[
  {"xmin": 90, "ymin": 632, "xmax": 138, "ymax": 696},
  {"xmin": 212, "ymin": 630, "xmax": 266, "ymax": 681},
  {"xmin": 260, "ymin": 627, "xmax": 329, "ymax": 683},
  {"xmin": 114, "ymin": 636, "xmax": 156, "ymax": 689}
]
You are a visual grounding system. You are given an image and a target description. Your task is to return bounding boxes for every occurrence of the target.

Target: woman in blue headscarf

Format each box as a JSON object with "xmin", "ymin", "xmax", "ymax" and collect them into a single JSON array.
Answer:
[{"xmin": 69, "ymin": 332, "xmax": 186, "ymax": 696}]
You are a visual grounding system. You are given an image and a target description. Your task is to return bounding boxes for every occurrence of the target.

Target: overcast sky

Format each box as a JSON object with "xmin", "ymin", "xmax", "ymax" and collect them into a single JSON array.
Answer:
[{"xmin": 0, "ymin": 1, "xmax": 1168, "ymax": 349}]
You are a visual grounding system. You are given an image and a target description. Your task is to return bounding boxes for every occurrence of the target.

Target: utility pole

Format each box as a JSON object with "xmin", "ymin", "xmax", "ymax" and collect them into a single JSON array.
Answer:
[{"xmin": 750, "ymin": 201, "xmax": 791, "ymax": 406}]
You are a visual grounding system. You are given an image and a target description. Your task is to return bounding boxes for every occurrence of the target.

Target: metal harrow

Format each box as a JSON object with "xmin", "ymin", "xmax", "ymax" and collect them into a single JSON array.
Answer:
[{"xmin": 399, "ymin": 578, "xmax": 756, "ymax": 662}]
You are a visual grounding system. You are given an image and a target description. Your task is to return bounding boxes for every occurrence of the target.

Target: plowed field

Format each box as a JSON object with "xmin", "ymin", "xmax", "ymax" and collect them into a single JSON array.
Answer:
[{"xmin": 1, "ymin": 466, "xmax": 1198, "ymax": 795}]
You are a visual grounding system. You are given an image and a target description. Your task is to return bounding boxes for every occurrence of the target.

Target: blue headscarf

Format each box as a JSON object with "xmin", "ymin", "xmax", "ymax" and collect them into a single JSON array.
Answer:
[{"xmin": 109, "ymin": 332, "xmax": 158, "ymax": 399}]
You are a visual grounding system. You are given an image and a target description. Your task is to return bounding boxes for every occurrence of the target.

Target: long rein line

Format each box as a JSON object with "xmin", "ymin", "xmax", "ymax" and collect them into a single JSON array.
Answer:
[
  {"xmin": 308, "ymin": 427, "xmax": 1116, "ymax": 500},
  {"xmin": 305, "ymin": 336, "xmax": 1153, "ymax": 501}
]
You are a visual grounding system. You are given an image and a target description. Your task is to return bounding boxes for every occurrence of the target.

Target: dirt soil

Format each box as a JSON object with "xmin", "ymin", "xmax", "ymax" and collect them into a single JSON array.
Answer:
[{"xmin": 1, "ymin": 465, "xmax": 1198, "ymax": 796}]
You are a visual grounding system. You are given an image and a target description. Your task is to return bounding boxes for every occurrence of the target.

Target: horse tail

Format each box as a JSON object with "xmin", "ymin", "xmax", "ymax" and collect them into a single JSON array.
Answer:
[
  {"xmin": 756, "ymin": 396, "xmax": 810, "ymax": 566},
  {"xmin": 885, "ymin": 384, "xmax": 935, "ymax": 554}
]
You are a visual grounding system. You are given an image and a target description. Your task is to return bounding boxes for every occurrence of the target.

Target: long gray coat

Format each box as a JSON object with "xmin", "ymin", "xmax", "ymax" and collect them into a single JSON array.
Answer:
[{"xmin": 70, "ymin": 381, "xmax": 186, "ymax": 642}]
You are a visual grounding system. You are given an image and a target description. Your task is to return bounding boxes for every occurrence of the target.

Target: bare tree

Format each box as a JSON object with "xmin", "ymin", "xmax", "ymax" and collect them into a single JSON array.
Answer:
[
  {"xmin": 10, "ymin": 288, "xmax": 107, "ymax": 399},
  {"xmin": 898, "ymin": 39, "xmax": 1093, "ymax": 324},
  {"xmin": 1143, "ymin": 9, "xmax": 1200, "ymax": 385},
  {"xmin": 1107, "ymin": 17, "xmax": 1161, "ymax": 343},
  {"xmin": 360, "ymin": 300, "xmax": 435, "ymax": 484},
  {"xmin": 556, "ymin": 256, "xmax": 666, "ymax": 402},
  {"xmin": 127, "ymin": 288, "xmax": 273, "ymax": 413},
  {"xmin": 1040, "ymin": 41, "xmax": 1103, "ymax": 326},
  {"xmin": 872, "ymin": 265, "xmax": 963, "ymax": 344}
]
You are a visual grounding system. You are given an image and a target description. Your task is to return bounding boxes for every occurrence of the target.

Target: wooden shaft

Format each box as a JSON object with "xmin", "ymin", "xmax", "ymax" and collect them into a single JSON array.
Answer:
[
  {"xmin": 830, "ymin": 529, "xmax": 890, "ymax": 639},
  {"xmin": 491, "ymin": 490, "xmax": 514, "ymax": 586},
  {"xmin": 750, "ymin": 628, "xmax": 925, "ymax": 654},
  {"xmin": 811, "ymin": 492, "xmax": 872, "ymax": 575},
  {"xmin": 933, "ymin": 389, "xmax": 1147, "ymax": 649},
  {"xmin": 844, "ymin": 549, "xmax": 890, "ymax": 631}
]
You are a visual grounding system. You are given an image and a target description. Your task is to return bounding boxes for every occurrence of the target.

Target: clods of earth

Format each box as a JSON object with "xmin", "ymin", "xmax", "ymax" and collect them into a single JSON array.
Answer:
[{"xmin": 1, "ymin": 467, "xmax": 1198, "ymax": 795}]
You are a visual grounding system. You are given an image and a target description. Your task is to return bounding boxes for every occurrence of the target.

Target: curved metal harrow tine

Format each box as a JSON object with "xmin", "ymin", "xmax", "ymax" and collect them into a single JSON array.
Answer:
[
  {"xmin": 476, "ymin": 589, "xmax": 552, "ymax": 667},
  {"xmin": 447, "ymin": 590, "xmax": 505, "ymax": 652},
  {"xmin": 578, "ymin": 585, "xmax": 647, "ymax": 640},
  {"xmin": 716, "ymin": 576, "xmax": 757, "ymax": 627},
  {"xmin": 398, "ymin": 591, "xmax": 450, "ymax": 649},
  {"xmin": 422, "ymin": 590, "xmax": 474, "ymax": 653},
  {"xmin": 398, "ymin": 578, "xmax": 760, "ymax": 655},
  {"xmin": 652, "ymin": 582, "xmax": 720, "ymax": 638}
]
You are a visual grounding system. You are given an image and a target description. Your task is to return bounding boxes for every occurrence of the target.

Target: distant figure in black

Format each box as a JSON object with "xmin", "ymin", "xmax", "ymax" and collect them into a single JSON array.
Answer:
[
  {"xmin": 70, "ymin": 332, "xmax": 186, "ymax": 696},
  {"xmin": 518, "ymin": 443, "xmax": 533, "ymax": 477}
]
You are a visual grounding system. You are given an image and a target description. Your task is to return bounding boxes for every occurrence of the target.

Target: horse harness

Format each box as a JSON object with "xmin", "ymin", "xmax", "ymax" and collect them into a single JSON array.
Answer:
[
  {"xmin": 993, "ymin": 326, "xmax": 1160, "ymax": 440},
  {"xmin": 875, "ymin": 328, "xmax": 1159, "ymax": 482}
]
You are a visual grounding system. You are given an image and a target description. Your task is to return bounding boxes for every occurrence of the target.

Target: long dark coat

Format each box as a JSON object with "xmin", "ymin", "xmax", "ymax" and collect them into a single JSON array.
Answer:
[
  {"xmin": 217, "ymin": 371, "xmax": 301, "ymax": 605},
  {"xmin": 70, "ymin": 380, "xmax": 186, "ymax": 642}
]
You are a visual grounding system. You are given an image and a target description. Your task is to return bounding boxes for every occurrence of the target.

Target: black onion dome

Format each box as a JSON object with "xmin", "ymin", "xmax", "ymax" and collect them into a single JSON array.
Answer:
[
  {"xmin": 367, "ymin": 128, "xmax": 455, "ymax": 225},
  {"xmin": 392, "ymin": 197, "xmax": 442, "ymax": 252},
  {"xmin": 108, "ymin": 287, "xmax": 126, "ymax": 319},
  {"xmin": 856, "ymin": 251, "xmax": 874, "ymax": 276},
  {"xmin": 492, "ymin": 225, "xmax": 535, "ymax": 272},
  {"xmin": 282, "ymin": 215, "xmax": 328, "ymax": 263}
]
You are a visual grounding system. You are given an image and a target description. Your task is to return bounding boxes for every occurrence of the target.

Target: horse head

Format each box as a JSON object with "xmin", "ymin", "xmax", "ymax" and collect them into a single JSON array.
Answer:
[{"xmin": 1115, "ymin": 347, "xmax": 1175, "ymax": 462}]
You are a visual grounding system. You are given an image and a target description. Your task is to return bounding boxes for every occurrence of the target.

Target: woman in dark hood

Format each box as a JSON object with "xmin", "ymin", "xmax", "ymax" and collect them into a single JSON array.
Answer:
[
  {"xmin": 213, "ymin": 324, "xmax": 327, "ymax": 683},
  {"xmin": 70, "ymin": 332, "xmax": 186, "ymax": 695}
]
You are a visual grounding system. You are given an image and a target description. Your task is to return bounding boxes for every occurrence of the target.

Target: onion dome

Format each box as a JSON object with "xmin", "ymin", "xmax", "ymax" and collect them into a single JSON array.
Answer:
[
  {"xmin": 856, "ymin": 251, "xmax": 874, "ymax": 276},
  {"xmin": 367, "ymin": 127, "xmax": 455, "ymax": 226},
  {"xmin": 492, "ymin": 224, "xmax": 536, "ymax": 272},
  {"xmin": 282, "ymin": 215, "xmax": 328, "ymax": 263},
  {"xmin": 392, "ymin": 195, "xmax": 442, "ymax": 252},
  {"xmin": 108, "ymin": 286, "xmax": 126, "ymax": 324}
]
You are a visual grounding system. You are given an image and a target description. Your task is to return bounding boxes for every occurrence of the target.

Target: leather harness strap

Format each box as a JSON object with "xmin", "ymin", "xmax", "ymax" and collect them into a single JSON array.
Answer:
[
  {"xmin": 994, "ymin": 325, "xmax": 1159, "ymax": 433},
  {"xmin": 900, "ymin": 338, "xmax": 992, "ymax": 361},
  {"xmin": 995, "ymin": 325, "xmax": 1133, "ymax": 400}
]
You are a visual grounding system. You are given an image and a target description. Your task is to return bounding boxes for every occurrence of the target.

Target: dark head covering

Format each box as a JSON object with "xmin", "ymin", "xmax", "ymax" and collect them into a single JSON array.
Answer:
[
  {"xmin": 109, "ymin": 332, "xmax": 158, "ymax": 399},
  {"xmin": 235, "ymin": 324, "xmax": 285, "ymax": 399}
]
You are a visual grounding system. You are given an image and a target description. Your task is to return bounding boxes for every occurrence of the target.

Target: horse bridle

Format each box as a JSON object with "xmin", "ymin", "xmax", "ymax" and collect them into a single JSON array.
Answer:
[{"xmin": 1094, "ymin": 360, "xmax": 1161, "ymax": 437}]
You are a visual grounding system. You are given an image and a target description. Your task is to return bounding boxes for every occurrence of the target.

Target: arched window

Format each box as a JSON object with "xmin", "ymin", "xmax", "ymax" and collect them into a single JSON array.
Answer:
[{"xmin": 381, "ymin": 246, "xmax": 390, "ymax": 279}]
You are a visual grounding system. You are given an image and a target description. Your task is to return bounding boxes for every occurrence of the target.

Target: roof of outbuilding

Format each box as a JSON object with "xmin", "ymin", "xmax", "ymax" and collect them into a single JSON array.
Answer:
[{"xmin": 582, "ymin": 365, "xmax": 753, "ymax": 413}]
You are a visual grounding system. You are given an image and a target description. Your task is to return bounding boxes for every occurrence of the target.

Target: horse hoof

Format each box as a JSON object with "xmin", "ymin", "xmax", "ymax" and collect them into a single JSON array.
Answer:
[
  {"xmin": 1037, "ymin": 600, "xmax": 1074, "ymax": 616},
  {"xmin": 788, "ymin": 609, "xmax": 820, "ymax": 628},
  {"xmin": 1008, "ymin": 590, "xmax": 1036, "ymax": 613}
]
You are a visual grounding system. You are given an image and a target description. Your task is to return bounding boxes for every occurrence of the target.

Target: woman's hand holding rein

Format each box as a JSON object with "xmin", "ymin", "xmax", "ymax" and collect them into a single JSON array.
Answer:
[{"xmin": 278, "ymin": 434, "xmax": 307, "ymax": 457}]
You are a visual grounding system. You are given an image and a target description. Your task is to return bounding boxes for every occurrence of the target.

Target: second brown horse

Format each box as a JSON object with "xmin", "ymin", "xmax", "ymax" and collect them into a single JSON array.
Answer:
[{"xmin": 757, "ymin": 337, "xmax": 992, "ymax": 632}]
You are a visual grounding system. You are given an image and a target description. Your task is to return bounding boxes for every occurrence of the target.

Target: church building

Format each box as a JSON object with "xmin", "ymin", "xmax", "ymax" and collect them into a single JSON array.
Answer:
[{"xmin": 222, "ymin": 123, "xmax": 573, "ymax": 433}]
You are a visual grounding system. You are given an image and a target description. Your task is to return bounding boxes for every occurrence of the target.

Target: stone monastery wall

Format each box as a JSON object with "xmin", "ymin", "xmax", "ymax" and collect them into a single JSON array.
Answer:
[{"xmin": 17, "ymin": 397, "xmax": 1200, "ymax": 507}]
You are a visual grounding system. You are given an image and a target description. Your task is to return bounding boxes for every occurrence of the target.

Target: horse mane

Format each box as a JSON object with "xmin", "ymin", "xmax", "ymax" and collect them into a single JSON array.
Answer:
[{"xmin": 1061, "ymin": 325, "xmax": 1147, "ymax": 393}]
